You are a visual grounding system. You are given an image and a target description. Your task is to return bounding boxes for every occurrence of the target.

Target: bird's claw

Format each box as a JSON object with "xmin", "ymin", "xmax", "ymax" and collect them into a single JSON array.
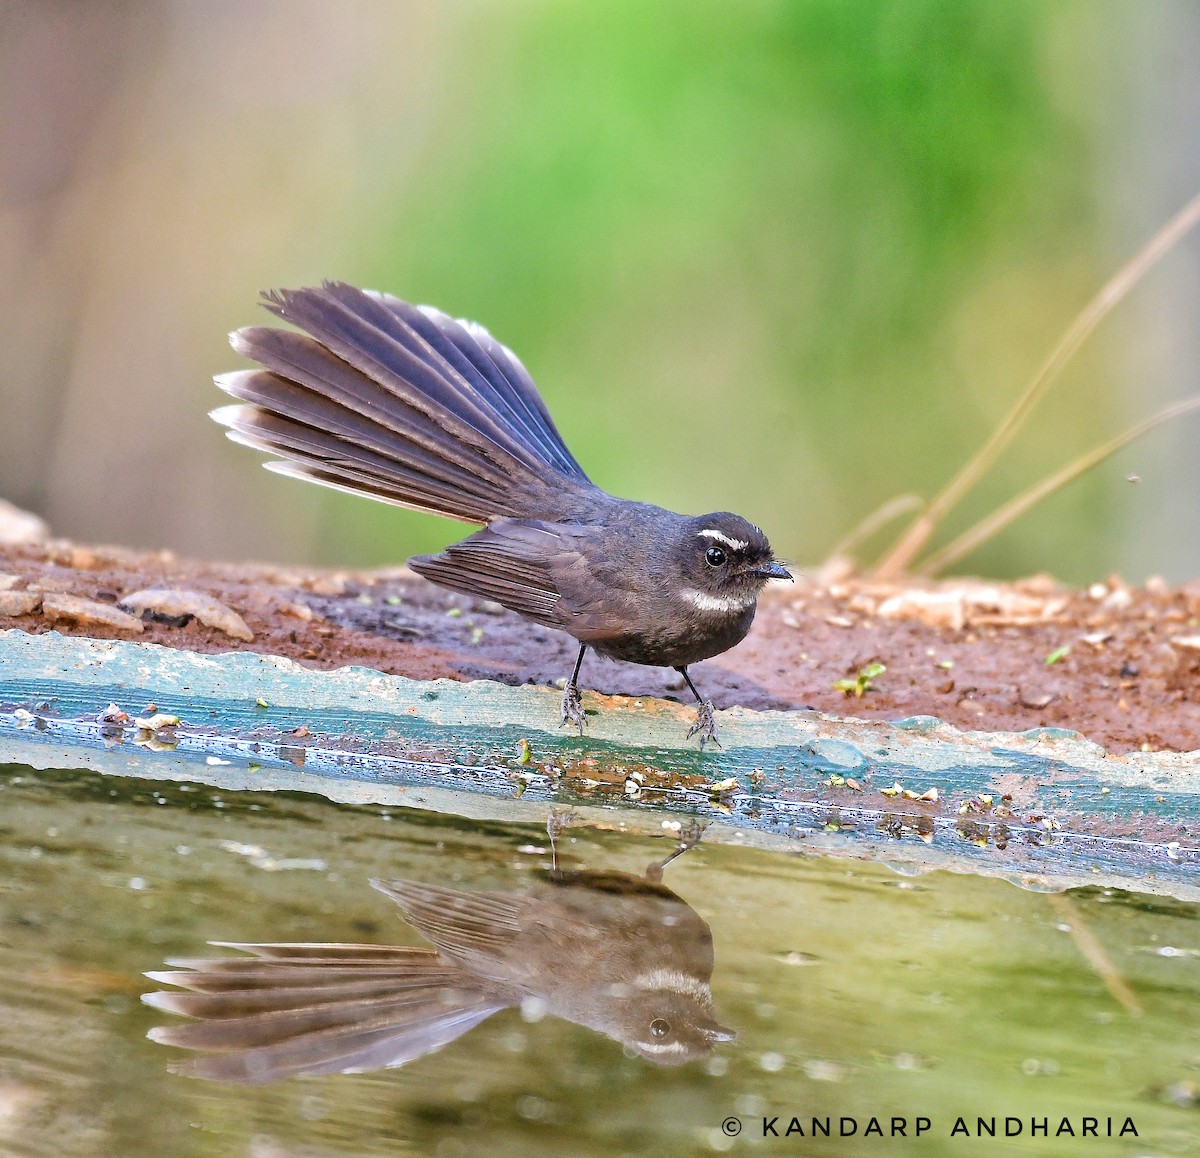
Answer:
[
  {"xmin": 676, "ymin": 818, "xmax": 709, "ymax": 852},
  {"xmin": 686, "ymin": 699, "xmax": 721, "ymax": 749},
  {"xmin": 645, "ymin": 815, "xmax": 709, "ymax": 881},
  {"xmin": 560, "ymin": 684, "xmax": 586, "ymax": 733},
  {"xmin": 546, "ymin": 806, "xmax": 578, "ymax": 843}
]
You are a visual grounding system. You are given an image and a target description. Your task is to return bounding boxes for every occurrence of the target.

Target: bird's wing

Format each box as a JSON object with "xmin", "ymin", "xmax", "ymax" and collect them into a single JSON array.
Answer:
[
  {"xmin": 410, "ymin": 518, "xmax": 639, "ymax": 638},
  {"xmin": 371, "ymin": 879, "xmax": 530, "ymax": 961},
  {"xmin": 408, "ymin": 519, "xmax": 564, "ymax": 621}
]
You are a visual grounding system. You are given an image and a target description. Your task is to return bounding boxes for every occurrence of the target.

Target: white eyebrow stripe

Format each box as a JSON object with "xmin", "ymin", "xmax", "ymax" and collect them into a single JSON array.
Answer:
[
  {"xmin": 634, "ymin": 969, "xmax": 712, "ymax": 1000},
  {"xmin": 680, "ymin": 588, "xmax": 758, "ymax": 613},
  {"xmin": 698, "ymin": 529, "xmax": 748, "ymax": 551}
]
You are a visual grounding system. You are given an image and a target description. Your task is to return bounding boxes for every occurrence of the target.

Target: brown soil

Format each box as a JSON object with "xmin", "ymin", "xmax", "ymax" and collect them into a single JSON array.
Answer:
[{"xmin": 3, "ymin": 540, "xmax": 1200, "ymax": 755}]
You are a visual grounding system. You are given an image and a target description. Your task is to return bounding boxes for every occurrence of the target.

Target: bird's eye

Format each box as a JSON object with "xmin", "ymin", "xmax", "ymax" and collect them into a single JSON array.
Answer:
[
  {"xmin": 704, "ymin": 546, "xmax": 726, "ymax": 568},
  {"xmin": 650, "ymin": 1018, "xmax": 671, "ymax": 1039}
]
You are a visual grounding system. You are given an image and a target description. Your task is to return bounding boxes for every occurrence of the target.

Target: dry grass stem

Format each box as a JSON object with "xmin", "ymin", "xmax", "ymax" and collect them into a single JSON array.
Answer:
[
  {"xmin": 918, "ymin": 393, "xmax": 1200, "ymax": 575},
  {"xmin": 824, "ymin": 493, "xmax": 924, "ymax": 566},
  {"xmin": 874, "ymin": 189, "xmax": 1200, "ymax": 579},
  {"xmin": 1047, "ymin": 892, "xmax": 1143, "ymax": 1017}
]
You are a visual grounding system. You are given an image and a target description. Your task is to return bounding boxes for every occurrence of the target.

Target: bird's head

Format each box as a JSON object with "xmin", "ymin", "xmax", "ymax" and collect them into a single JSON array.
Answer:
[{"xmin": 675, "ymin": 513, "xmax": 791, "ymax": 613}]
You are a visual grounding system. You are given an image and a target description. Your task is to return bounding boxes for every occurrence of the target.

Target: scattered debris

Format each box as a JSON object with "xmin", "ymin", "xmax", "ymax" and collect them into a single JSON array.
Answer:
[
  {"xmin": 900, "ymin": 787, "xmax": 939, "ymax": 802},
  {"xmin": 877, "ymin": 589, "xmax": 968, "ymax": 630},
  {"xmin": 1018, "ymin": 689, "xmax": 1055, "ymax": 709},
  {"xmin": 41, "ymin": 593, "xmax": 143, "ymax": 634},
  {"xmin": 97, "ymin": 703, "xmax": 130, "ymax": 725},
  {"xmin": 119, "ymin": 587, "xmax": 253, "ymax": 641},
  {"xmin": 132, "ymin": 733, "xmax": 177, "ymax": 752},
  {"xmin": 307, "ymin": 573, "xmax": 347, "ymax": 596},
  {"xmin": 0, "ymin": 499, "xmax": 48, "ymax": 544},
  {"xmin": 134, "ymin": 713, "xmax": 180, "ymax": 731},
  {"xmin": 876, "ymin": 582, "xmax": 1068, "ymax": 629},
  {"xmin": 0, "ymin": 590, "xmax": 40, "ymax": 616}
]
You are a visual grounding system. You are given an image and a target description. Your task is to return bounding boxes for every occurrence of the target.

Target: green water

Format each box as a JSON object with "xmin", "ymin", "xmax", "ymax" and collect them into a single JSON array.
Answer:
[{"xmin": 0, "ymin": 762, "xmax": 1196, "ymax": 1157}]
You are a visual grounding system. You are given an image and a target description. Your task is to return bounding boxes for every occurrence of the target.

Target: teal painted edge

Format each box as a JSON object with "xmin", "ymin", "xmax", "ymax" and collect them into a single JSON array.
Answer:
[{"xmin": 1, "ymin": 629, "xmax": 1197, "ymax": 899}]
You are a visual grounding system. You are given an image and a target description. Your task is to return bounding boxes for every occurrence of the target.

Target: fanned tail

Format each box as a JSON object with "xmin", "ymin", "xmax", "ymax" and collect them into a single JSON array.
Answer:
[
  {"xmin": 212, "ymin": 282, "xmax": 596, "ymax": 524},
  {"xmin": 142, "ymin": 941, "xmax": 508, "ymax": 1083}
]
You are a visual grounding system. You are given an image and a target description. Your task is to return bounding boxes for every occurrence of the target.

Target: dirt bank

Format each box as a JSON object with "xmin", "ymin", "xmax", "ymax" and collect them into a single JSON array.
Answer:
[{"xmin": 2, "ymin": 540, "xmax": 1198, "ymax": 755}]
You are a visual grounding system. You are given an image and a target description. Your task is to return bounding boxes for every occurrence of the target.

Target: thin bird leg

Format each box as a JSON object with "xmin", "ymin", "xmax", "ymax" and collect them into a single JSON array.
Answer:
[
  {"xmin": 677, "ymin": 666, "xmax": 721, "ymax": 749},
  {"xmin": 560, "ymin": 645, "xmax": 588, "ymax": 733},
  {"xmin": 644, "ymin": 819, "xmax": 709, "ymax": 883}
]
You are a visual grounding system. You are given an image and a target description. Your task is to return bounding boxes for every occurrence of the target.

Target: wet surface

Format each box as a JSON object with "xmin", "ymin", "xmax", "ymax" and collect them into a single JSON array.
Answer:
[
  {"xmin": 1, "ymin": 760, "xmax": 1198, "ymax": 1156},
  {"xmin": 5, "ymin": 540, "xmax": 1200, "ymax": 754}
]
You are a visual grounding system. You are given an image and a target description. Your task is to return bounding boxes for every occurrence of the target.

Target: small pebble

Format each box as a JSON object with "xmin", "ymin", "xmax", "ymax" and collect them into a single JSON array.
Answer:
[{"xmin": 41, "ymin": 593, "xmax": 143, "ymax": 633}]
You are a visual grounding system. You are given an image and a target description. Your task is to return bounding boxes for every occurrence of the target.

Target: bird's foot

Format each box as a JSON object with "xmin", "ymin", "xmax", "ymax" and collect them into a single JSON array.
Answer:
[
  {"xmin": 546, "ymin": 806, "xmax": 578, "ymax": 844},
  {"xmin": 560, "ymin": 684, "xmax": 586, "ymax": 733},
  {"xmin": 686, "ymin": 699, "xmax": 721, "ymax": 749},
  {"xmin": 676, "ymin": 818, "xmax": 709, "ymax": 852},
  {"xmin": 646, "ymin": 816, "xmax": 710, "ymax": 881}
]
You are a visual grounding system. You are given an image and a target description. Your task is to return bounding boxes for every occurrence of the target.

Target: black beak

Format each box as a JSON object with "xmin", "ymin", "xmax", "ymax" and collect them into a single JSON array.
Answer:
[{"xmin": 753, "ymin": 561, "xmax": 792, "ymax": 581}]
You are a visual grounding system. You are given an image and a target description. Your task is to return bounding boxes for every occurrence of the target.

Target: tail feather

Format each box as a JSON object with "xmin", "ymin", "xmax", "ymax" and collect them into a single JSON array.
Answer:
[
  {"xmin": 142, "ymin": 941, "xmax": 509, "ymax": 1083},
  {"xmin": 377, "ymin": 294, "xmax": 586, "ymax": 478},
  {"xmin": 313, "ymin": 283, "xmax": 584, "ymax": 476},
  {"xmin": 143, "ymin": 975, "xmax": 453, "ymax": 1019},
  {"xmin": 217, "ymin": 344, "xmax": 518, "ymax": 492},
  {"xmin": 215, "ymin": 282, "xmax": 594, "ymax": 524},
  {"xmin": 214, "ymin": 401, "xmax": 514, "ymax": 523},
  {"xmin": 245, "ymin": 295, "xmax": 545, "ymax": 474}
]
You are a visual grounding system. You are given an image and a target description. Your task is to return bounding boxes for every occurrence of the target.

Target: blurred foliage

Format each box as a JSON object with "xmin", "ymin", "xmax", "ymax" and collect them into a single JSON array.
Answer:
[
  {"xmin": 314, "ymin": 0, "xmax": 1122, "ymax": 580},
  {"xmin": 10, "ymin": 0, "xmax": 1192, "ymax": 582}
]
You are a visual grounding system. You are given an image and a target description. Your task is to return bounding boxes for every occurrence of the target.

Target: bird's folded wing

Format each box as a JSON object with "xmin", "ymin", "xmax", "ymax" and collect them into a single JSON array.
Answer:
[
  {"xmin": 408, "ymin": 519, "xmax": 570, "ymax": 622},
  {"xmin": 371, "ymin": 879, "xmax": 529, "ymax": 960},
  {"xmin": 410, "ymin": 518, "xmax": 636, "ymax": 638}
]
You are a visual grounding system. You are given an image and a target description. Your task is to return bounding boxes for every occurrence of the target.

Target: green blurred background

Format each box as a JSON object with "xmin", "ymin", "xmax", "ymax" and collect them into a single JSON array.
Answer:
[{"xmin": 3, "ymin": 0, "xmax": 1199, "ymax": 584}]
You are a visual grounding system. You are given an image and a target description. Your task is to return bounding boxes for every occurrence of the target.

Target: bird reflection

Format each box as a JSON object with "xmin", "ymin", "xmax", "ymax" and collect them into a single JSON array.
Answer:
[{"xmin": 142, "ymin": 815, "xmax": 734, "ymax": 1083}]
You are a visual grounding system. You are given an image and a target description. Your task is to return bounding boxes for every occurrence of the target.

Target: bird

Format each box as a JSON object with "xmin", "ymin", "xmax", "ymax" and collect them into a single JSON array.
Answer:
[
  {"xmin": 142, "ymin": 816, "xmax": 732, "ymax": 1082},
  {"xmin": 211, "ymin": 282, "xmax": 791, "ymax": 746}
]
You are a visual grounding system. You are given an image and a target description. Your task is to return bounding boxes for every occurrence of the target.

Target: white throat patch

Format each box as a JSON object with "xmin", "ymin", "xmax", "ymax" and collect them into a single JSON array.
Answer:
[
  {"xmin": 681, "ymin": 587, "xmax": 758, "ymax": 613},
  {"xmin": 698, "ymin": 528, "xmax": 749, "ymax": 552}
]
